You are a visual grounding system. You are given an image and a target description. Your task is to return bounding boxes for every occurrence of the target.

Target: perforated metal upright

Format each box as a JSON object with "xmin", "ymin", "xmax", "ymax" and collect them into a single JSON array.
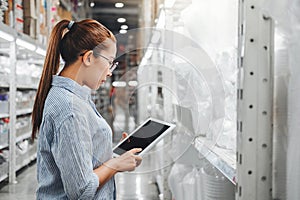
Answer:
[
  {"xmin": 8, "ymin": 36, "xmax": 17, "ymax": 184},
  {"xmin": 236, "ymin": 0, "xmax": 274, "ymax": 199}
]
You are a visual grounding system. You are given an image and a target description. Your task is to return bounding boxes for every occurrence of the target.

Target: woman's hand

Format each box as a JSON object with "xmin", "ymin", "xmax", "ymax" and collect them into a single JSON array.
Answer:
[
  {"xmin": 104, "ymin": 148, "xmax": 142, "ymax": 172},
  {"xmin": 120, "ymin": 132, "xmax": 128, "ymax": 142}
]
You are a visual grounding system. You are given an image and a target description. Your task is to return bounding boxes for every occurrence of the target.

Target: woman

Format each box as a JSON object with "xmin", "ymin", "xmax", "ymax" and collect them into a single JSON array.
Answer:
[{"xmin": 31, "ymin": 19, "xmax": 142, "ymax": 199}]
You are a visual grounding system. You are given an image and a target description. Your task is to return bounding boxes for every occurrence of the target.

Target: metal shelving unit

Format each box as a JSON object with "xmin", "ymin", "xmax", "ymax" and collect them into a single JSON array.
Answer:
[
  {"xmin": 0, "ymin": 113, "xmax": 9, "ymax": 118},
  {"xmin": 137, "ymin": 0, "xmax": 274, "ymax": 199},
  {"xmin": 16, "ymin": 131, "xmax": 32, "ymax": 143},
  {"xmin": 0, "ymin": 143, "xmax": 8, "ymax": 150},
  {"xmin": 0, "ymin": 21, "xmax": 46, "ymax": 184},
  {"xmin": 16, "ymin": 108, "xmax": 34, "ymax": 116}
]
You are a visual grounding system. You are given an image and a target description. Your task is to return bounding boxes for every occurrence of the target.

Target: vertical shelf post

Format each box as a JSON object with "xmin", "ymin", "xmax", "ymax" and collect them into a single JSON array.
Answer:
[
  {"xmin": 236, "ymin": 0, "xmax": 274, "ymax": 199},
  {"xmin": 8, "ymin": 40, "xmax": 17, "ymax": 184}
]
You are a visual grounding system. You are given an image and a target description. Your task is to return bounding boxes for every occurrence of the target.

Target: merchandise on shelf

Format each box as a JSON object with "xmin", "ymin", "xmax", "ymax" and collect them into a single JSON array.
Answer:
[
  {"xmin": 0, "ymin": 55, "xmax": 10, "ymax": 87},
  {"xmin": 0, "ymin": 117, "xmax": 9, "ymax": 148},
  {"xmin": 0, "ymin": 0, "xmax": 8, "ymax": 22},
  {"xmin": 38, "ymin": 0, "xmax": 47, "ymax": 45},
  {"xmin": 24, "ymin": 16, "xmax": 37, "ymax": 38},
  {"xmin": 0, "ymin": 91, "xmax": 9, "ymax": 113},
  {"xmin": 2, "ymin": 0, "xmax": 11, "ymax": 26},
  {"xmin": 14, "ymin": 0, "xmax": 24, "ymax": 33},
  {"xmin": 16, "ymin": 90, "xmax": 36, "ymax": 110},
  {"xmin": 23, "ymin": 0, "xmax": 36, "ymax": 18},
  {"xmin": 201, "ymin": 164, "xmax": 235, "ymax": 200},
  {"xmin": 16, "ymin": 60, "xmax": 42, "ymax": 87},
  {"xmin": 23, "ymin": 0, "xmax": 37, "ymax": 38},
  {"xmin": 16, "ymin": 115, "xmax": 32, "ymax": 138},
  {"xmin": 168, "ymin": 163, "xmax": 193, "ymax": 200},
  {"xmin": 16, "ymin": 139, "xmax": 37, "ymax": 170}
]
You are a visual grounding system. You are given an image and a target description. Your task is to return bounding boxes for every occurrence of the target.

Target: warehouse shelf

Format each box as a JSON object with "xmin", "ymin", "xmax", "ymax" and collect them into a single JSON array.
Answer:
[
  {"xmin": 0, "ymin": 143, "xmax": 8, "ymax": 150},
  {"xmin": 0, "ymin": 83, "xmax": 9, "ymax": 88},
  {"xmin": 0, "ymin": 173, "xmax": 8, "ymax": 182},
  {"xmin": 0, "ymin": 162, "xmax": 9, "ymax": 182},
  {"xmin": 17, "ymin": 85, "xmax": 38, "ymax": 90},
  {"xmin": 0, "ymin": 22, "xmax": 46, "ymax": 56},
  {"xmin": 0, "ymin": 131, "xmax": 32, "ymax": 150},
  {"xmin": 16, "ymin": 108, "xmax": 32, "ymax": 116},
  {"xmin": 16, "ymin": 132, "xmax": 32, "ymax": 143},
  {"xmin": 0, "ymin": 113, "xmax": 9, "ymax": 118},
  {"xmin": 194, "ymin": 136, "xmax": 236, "ymax": 185},
  {"xmin": 1, "ymin": 108, "xmax": 34, "ymax": 118},
  {"xmin": 16, "ymin": 153, "xmax": 37, "ymax": 172}
]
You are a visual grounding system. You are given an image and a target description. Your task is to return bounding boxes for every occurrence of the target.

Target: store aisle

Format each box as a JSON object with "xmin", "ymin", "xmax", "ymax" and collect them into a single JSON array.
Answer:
[{"xmin": 0, "ymin": 163, "xmax": 37, "ymax": 200}]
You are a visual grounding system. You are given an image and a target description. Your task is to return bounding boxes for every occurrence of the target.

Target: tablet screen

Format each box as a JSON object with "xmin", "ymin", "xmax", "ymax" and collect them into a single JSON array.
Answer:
[{"xmin": 113, "ymin": 120, "xmax": 171, "ymax": 155}]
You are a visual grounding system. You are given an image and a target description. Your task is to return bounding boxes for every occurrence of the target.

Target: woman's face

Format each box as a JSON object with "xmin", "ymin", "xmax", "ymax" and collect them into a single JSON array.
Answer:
[{"xmin": 83, "ymin": 39, "xmax": 117, "ymax": 90}]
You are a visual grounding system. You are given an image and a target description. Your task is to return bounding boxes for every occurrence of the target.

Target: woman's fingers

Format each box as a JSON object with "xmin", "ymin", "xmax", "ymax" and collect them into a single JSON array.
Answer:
[
  {"xmin": 135, "ymin": 155, "xmax": 142, "ymax": 167},
  {"xmin": 128, "ymin": 148, "xmax": 142, "ymax": 154},
  {"xmin": 120, "ymin": 132, "xmax": 128, "ymax": 142},
  {"xmin": 122, "ymin": 132, "xmax": 128, "ymax": 138}
]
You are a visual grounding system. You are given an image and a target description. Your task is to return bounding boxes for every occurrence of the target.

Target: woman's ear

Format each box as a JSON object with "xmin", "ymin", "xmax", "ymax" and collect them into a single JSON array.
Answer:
[{"xmin": 82, "ymin": 50, "xmax": 93, "ymax": 66}]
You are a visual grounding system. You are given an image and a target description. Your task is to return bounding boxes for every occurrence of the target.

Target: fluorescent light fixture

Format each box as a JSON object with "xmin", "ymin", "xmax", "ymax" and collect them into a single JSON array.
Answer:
[
  {"xmin": 16, "ymin": 38, "xmax": 36, "ymax": 51},
  {"xmin": 90, "ymin": 2, "xmax": 95, "ymax": 7},
  {"xmin": 121, "ymin": 24, "xmax": 128, "ymax": 30},
  {"xmin": 119, "ymin": 29, "xmax": 127, "ymax": 34},
  {"xmin": 35, "ymin": 47, "xmax": 46, "ymax": 56},
  {"xmin": 0, "ymin": 30, "xmax": 14, "ymax": 42},
  {"xmin": 128, "ymin": 81, "xmax": 138, "ymax": 87},
  {"xmin": 115, "ymin": 3, "xmax": 124, "ymax": 8},
  {"xmin": 117, "ymin": 18, "xmax": 126, "ymax": 23},
  {"xmin": 112, "ymin": 81, "xmax": 126, "ymax": 87}
]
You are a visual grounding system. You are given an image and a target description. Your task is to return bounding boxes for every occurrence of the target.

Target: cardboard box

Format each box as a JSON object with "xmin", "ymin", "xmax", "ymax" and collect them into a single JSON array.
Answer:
[
  {"xmin": 57, "ymin": 6, "xmax": 71, "ymax": 20},
  {"xmin": 15, "ymin": 18, "xmax": 24, "ymax": 33},
  {"xmin": 23, "ymin": 0, "xmax": 37, "ymax": 18},
  {"xmin": 3, "ymin": 0, "xmax": 13, "ymax": 25},
  {"xmin": 24, "ymin": 17, "xmax": 36, "ymax": 38}
]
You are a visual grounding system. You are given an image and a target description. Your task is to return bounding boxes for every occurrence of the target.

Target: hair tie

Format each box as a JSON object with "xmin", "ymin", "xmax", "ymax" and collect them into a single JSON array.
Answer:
[{"xmin": 67, "ymin": 21, "xmax": 75, "ymax": 30}]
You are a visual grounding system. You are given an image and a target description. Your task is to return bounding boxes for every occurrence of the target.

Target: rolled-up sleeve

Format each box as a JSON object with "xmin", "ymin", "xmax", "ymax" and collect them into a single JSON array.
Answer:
[{"xmin": 52, "ymin": 113, "xmax": 99, "ymax": 200}]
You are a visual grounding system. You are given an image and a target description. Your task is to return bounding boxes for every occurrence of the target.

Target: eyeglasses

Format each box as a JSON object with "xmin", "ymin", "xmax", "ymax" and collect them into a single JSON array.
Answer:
[
  {"xmin": 79, "ymin": 51, "xmax": 118, "ymax": 73},
  {"xmin": 97, "ymin": 54, "xmax": 119, "ymax": 73}
]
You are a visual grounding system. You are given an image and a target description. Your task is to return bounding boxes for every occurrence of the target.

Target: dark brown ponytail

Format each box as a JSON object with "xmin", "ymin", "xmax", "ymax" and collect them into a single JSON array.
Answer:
[{"xmin": 31, "ymin": 19, "xmax": 116, "ymax": 140}]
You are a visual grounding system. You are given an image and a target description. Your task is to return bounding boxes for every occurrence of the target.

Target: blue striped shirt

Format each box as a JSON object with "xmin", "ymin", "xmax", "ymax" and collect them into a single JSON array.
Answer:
[{"xmin": 36, "ymin": 75, "xmax": 115, "ymax": 199}]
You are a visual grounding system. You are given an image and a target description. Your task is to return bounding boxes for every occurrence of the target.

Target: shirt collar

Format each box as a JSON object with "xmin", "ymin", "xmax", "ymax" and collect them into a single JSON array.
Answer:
[{"xmin": 51, "ymin": 75, "xmax": 91, "ymax": 100}]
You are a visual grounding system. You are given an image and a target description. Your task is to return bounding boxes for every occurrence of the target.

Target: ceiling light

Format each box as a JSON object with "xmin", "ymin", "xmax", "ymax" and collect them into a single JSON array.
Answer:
[
  {"xmin": 119, "ymin": 29, "xmax": 127, "ymax": 34},
  {"xmin": 16, "ymin": 38, "xmax": 36, "ymax": 51},
  {"xmin": 112, "ymin": 81, "xmax": 126, "ymax": 87},
  {"xmin": 117, "ymin": 18, "xmax": 126, "ymax": 23},
  {"xmin": 78, "ymin": 2, "xmax": 83, "ymax": 6},
  {"xmin": 0, "ymin": 30, "xmax": 14, "ymax": 42},
  {"xmin": 128, "ymin": 81, "xmax": 138, "ymax": 87},
  {"xmin": 120, "ymin": 25, "xmax": 128, "ymax": 30},
  {"xmin": 115, "ymin": 3, "xmax": 124, "ymax": 8},
  {"xmin": 90, "ymin": 2, "xmax": 95, "ymax": 7}
]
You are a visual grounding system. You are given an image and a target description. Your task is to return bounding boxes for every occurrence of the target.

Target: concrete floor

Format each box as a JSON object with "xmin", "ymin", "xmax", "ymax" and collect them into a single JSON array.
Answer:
[
  {"xmin": 0, "ymin": 161, "xmax": 160, "ymax": 200},
  {"xmin": 0, "ymin": 163, "xmax": 37, "ymax": 200}
]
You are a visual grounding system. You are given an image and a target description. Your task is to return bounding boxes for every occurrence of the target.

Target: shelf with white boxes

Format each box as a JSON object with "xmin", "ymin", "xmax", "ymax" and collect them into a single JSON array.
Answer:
[{"xmin": 194, "ymin": 136, "xmax": 236, "ymax": 185}]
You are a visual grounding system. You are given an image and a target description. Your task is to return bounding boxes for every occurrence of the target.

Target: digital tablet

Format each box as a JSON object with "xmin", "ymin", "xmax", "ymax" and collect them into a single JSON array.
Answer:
[{"xmin": 113, "ymin": 118, "xmax": 176, "ymax": 157}]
